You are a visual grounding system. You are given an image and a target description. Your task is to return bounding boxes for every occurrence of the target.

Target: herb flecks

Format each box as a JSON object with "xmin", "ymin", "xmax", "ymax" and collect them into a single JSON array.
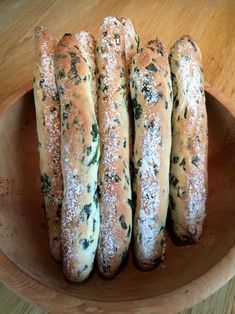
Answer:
[
  {"xmin": 179, "ymin": 158, "xmax": 186, "ymax": 170},
  {"xmin": 104, "ymin": 172, "xmax": 121, "ymax": 182},
  {"xmin": 177, "ymin": 186, "xmax": 185, "ymax": 198},
  {"xmin": 93, "ymin": 185, "xmax": 99, "ymax": 207},
  {"xmin": 91, "ymin": 123, "xmax": 98, "ymax": 142},
  {"xmin": 40, "ymin": 173, "xmax": 51, "ymax": 196},
  {"xmin": 188, "ymin": 37, "xmax": 197, "ymax": 52},
  {"xmin": 119, "ymin": 215, "xmax": 127, "ymax": 230},
  {"xmin": 57, "ymin": 69, "xmax": 65, "ymax": 80},
  {"xmin": 173, "ymin": 156, "xmax": 179, "ymax": 164},
  {"xmin": 83, "ymin": 203, "xmax": 92, "ymax": 220},
  {"xmin": 80, "ymin": 238, "xmax": 89, "ymax": 250},
  {"xmin": 192, "ymin": 155, "xmax": 200, "ymax": 167},
  {"xmin": 132, "ymin": 97, "xmax": 142, "ymax": 120},
  {"xmin": 114, "ymin": 33, "xmax": 120, "ymax": 45},
  {"xmin": 87, "ymin": 145, "xmax": 99, "ymax": 166},
  {"xmin": 123, "ymin": 137, "xmax": 126, "ymax": 148},
  {"xmin": 184, "ymin": 107, "xmax": 188, "ymax": 119},
  {"xmin": 87, "ymin": 184, "xmax": 91, "ymax": 193},
  {"xmin": 87, "ymin": 146, "xmax": 92, "ymax": 156},
  {"xmin": 63, "ymin": 102, "xmax": 72, "ymax": 120},
  {"xmin": 170, "ymin": 175, "xmax": 179, "ymax": 187},
  {"xmin": 77, "ymin": 264, "xmax": 88, "ymax": 275},
  {"xmin": 146, "ymin": 63, "xmax": 158, "ymax": 72},
  {"xmin": 174, "ymin": 99, "xmax": 179, "ymax": 108}
]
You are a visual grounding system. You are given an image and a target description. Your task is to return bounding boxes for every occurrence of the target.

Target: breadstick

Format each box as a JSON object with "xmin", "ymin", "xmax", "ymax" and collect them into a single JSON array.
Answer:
[
  {"xmin": 120, "ymin": 17, "xmax": 139, "ymax": 171},
  {"xmin": 130, "ymin": 39, "xmax": 173, "ymax": 269},
  {"xmin": 55, "ymin": 32, "xmax": 100, "ymax": 282},
  {"xmin": 96, "ymin": 17, "xmax": 132, "ymax": 278},
  {"xmin": 120, "ymin": 17, "xmax": 139, "ymax": 75},
  {"xmin": 169, "ymin": 35, "xmax": 208, "ymax": 243},
  {"xmin": 75, "ymin": 31, "xmax": 98, "ymax": 116},
  {"xmin": 33, "ymin": 26, "xmax": 62, "ymax": 262}
]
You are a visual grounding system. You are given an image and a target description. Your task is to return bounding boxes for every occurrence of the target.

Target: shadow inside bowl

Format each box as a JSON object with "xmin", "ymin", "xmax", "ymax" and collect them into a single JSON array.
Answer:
[{"xmin": 0, "ymin": 90, "xmax": 235, "ymax": 302}]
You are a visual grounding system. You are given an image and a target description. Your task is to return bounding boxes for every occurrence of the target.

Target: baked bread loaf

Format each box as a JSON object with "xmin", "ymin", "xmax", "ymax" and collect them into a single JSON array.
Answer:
[
  {"xmin": 120, "ymin": 17, "xmax": 139, "ymax": 75},
  {"xmin": 130, "ymin": 39, "xmax": 173, "ymax": 270},
  {"xmin": 33, "ymin": 26, "xmax": 62, "ymax": 262},
  {"xmin": 55, "ymin": 32, "xmax": 100, "ymax": 282},
  {"xmin": 96, "ymin": 17, "xmax": 132, "ymax": 278},
  {"xmin": 120, "ymin": 17, "xmax": 139, "ymax": 169},
  {"xmin": 76, "ymin": 31, "xmax": 98, "ymax": 116},
  {"xmin": 169, "ymin": 35, "xmax": 208, "ymax": 243}
]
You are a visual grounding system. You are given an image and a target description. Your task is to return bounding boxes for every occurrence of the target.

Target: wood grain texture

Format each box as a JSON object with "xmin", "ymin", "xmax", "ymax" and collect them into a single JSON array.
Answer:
[
  {"xmin": 0, "ymin": 0, "xmax": 235, "ymax": 104},
  {"xmin": 0, "ymin": 0, "xmax": 235, "ymax": 313},
  {"xmin": 1, "ymin": 277, "xmax": 234, "ymax": 314},
  {"xmin": 0, "ymin": 84, "xmax": 234, "ymax": 314}
]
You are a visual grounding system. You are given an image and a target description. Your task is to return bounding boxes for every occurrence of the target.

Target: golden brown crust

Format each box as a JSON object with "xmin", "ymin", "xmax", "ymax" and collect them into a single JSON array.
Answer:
[
  {"xmin": 120, "ymin": 17, "xmax": 139, "ymax": 172},
  {"xmin": 119, "ymin": 17, "xmax": 139, "ymax": 73},
  {"xmin": 74, "ymin": 32, "xmax": 98, "ymax": 116},
  {"xmin": 96, "ymin": 17, "xmax": 132, "ymax": 278},
  {"xmin": 130, "ymin": 39, "xmax": 173, "ymax": 269},
  {"xmin": 169, "ymin": 35, "xmax": 208, "ymax": 243},
  {"xmin": 33, "ymin": 26, "xmax": 62, "ymax": 262},
  {"xmin": 55, "ymin": 32, "xmax": 100, "ymax": 282}
]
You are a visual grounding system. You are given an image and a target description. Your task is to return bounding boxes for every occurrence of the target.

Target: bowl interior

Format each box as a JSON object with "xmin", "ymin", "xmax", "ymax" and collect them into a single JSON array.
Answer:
[{"xmin": 0, "ymin": 90, "xmax": 235, "ymax": 302}]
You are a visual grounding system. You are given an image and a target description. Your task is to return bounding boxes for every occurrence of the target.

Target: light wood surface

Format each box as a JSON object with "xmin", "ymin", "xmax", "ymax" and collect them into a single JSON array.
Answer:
[
  {"xmin": 0, "ymin": 0, "xmax": 235, "ymax": 313},
  {"xmin": 1, "ymin": 0, "xmax": 235, "ymax": 105},
  {"xmin": 1, "ymin": 277, "xmax": 234, "ymax": 314}
]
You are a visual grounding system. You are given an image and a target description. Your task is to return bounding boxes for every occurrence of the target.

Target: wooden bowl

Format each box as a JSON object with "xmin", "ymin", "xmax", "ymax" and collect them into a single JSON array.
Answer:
[{"xmin": 0, "ymin": 82, "xmax": 235, "ymax": 314}]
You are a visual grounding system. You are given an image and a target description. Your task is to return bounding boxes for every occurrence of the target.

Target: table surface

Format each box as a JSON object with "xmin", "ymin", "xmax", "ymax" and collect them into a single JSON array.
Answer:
[{"xmin": 0, "ymin": 0, "xmax": 234, "ymax": 313}]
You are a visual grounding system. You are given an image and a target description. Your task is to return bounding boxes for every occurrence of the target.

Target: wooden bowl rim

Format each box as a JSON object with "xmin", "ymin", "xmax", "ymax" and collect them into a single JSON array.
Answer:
[{"xmin": 0, "ymin": 82, "xmax": 235, "ymax": 313}]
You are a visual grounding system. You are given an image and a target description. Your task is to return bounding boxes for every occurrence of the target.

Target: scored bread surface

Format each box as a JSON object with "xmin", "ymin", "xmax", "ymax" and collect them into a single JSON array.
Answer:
[
  {"xmin": 33, "ymin": 26, "xmax": 63, "ymax": 262},
  {"xmin": 96, "ymin": 17, "xmax": 133, "ymax": 278},
  {"xmin": 55, "ymin": 32, "xmax": 100, "ymax": 282},
  {"xmin": 130, "ymin": 39, "xmax": 173, "ymax": 269},
  {"xmin": 169, "ymin": 35, "xmax": 208, "ymax": 243}
]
